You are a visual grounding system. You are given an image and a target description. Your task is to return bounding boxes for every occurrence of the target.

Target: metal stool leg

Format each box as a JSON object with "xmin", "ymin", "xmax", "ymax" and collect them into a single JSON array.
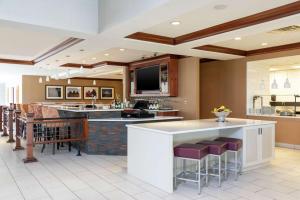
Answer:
[
  {"xmin": 235, "ymin": 151, "xmax": 238, "ymax": 180},
  {"xmin": 225, "ymin": 151, "xmax": 228, "ymax": 180},
  {"xmin": 174, "ymin": 157, "xmax": 177, "ymax": 189},
  {"xmin": 218, "ymin": 155, "xmax": 221, "ymax": 187},
  {"xmin": 205, "ymin": 156, "xmax": 208, "ymax": 185},
  {"xmin": 198, "ymin": 159, "xmax": 201, "ymax": 194}
]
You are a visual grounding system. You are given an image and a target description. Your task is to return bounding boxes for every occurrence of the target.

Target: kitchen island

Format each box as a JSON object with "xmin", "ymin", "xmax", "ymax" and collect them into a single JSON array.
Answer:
[{"xmin": 127, "ymin": 118, "xmax": 276, "ymax": 193}]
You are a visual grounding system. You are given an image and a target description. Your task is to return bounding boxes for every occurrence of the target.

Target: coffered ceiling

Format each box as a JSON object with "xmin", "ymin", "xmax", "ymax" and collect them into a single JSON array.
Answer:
[{"xmin": 0, "ymin": 0, "xmax": 299, "ymax": 79}]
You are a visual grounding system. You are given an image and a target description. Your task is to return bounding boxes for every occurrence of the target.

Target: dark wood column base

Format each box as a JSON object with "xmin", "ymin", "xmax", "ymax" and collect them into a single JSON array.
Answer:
[
  {"xmin": 1, "ymin": 133, "xmax": 8, "ymax": 137},
  {"xmin": 13, "ymin": 146, "xmax": 25, "ymax": 151},
  {"xmin": 23, "ymin": 157, "xmax": 38, "ymax": 163},
  {"xmin": 7, "ymin": 139, "xmax": 15, "ymax": 143}
]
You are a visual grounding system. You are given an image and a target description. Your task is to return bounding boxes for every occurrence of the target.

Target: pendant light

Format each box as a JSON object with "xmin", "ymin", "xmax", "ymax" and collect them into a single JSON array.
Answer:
[
  {"xmin": 284, "ymin": 71, "xmax": 291, "ymax": 88},
  {"xmin": 46, "ymin": 76, "xmax": 50, "ymax": 82},
  {"xmin": 259, "ymin": 80, "xmax": 265, "ymax": 90},
  {"xmin": 93, "ymin": 80, "xmax": 96, "ymax": 85},
  {"xmin": 271, "ymin": 72, "xmax": 278, "ymax": 89},
  {"xmin": 67, "ymin": 78, "xmax": 71, "ymax": 85},
  {"xmin": 38, "ymin": 77, "xmax": 43, "ymax": 83}
]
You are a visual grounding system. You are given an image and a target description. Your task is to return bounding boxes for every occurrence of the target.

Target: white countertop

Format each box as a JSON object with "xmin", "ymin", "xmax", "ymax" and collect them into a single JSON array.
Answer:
[
  {"xmin": 88, "ymin": 116, "xmax": 183, "ymax": 122},
  {"xmin": 247, "ymin": 114, "xmax": 300, "ymax": 119},
  {"xmin": 58, "ymin": 108, "xmax": 124, "ymax": 112},
  {"xmin": 126, "ymin": 118, "xmax": 276, "ymax": 135}
]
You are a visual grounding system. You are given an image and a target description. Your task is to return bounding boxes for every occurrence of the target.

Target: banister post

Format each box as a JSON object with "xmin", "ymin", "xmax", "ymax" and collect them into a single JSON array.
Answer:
[
  {"xmin": 1, "ymin": 107, "xmax": 8, "ymax": 137},
  {"xmin": 0, "ymin": 105, "xmax": 3, "ymax": 132},
  {"xmin": 23, "ymin": 113, "xmax": 37, "ymax": 163},
  {"xmin": 7, "ymin": 108, "xmax": 15, "ymax": 143},
  {"xmin": 14, "ymin": 110, "xmax": 24, "ymax": 151}
]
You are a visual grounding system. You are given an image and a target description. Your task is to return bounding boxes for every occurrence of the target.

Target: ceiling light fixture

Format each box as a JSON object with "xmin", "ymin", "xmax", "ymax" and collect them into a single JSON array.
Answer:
[
  {"xmin": 67, "ymin": 78, "xmax": 71, "ymax": 85},
  {"xmin": 38, "ymin": 77, "xmax": 43, "ymax": 84},
  {"xmin": 234, "ymin": 37, "xmax": 242, "ymax": 40},
  {"xmin": 284, "ymin": 71, "xmax": 291, "ymax": 88},
  {"xmin": 92, "ymin": 57, "xmax": 96, "ymax": 60},
  {"xmin": 120, "ymin": 48, "xmax": 125, "ymax": 51},
  {"xmin": 261, "ymin": 42, "xmax": 268, "ymax": 46},
  {"xmin": 170, "ymin": 21, "xmax": 181, "ymax": 26},
  {"xmin": 82, "ymin": 60, "xmax": 86, "ymax": 63},
  {"xmin": 66, "ymin": 55, "xmax": 70, "ymax": 58},
  {"xmin": 46, "ymin": 76, "xmax": 50, "ymax": 82},
  {"xmin": 80, "ymin": 49, "xmax": 85, "ymax": 52},
  {"xmin": 93, "ymin": 80, "xmax": 96, "ymax": 85},
  {"xmin": 104, "ymin": 53, "xmax": 110, "ymax": 56},
  {"xmin": 271, "ymin": 72, "xmax": 278, "ymax": 89},
  {"xmin": 213, "ymin": 4, "xmax": 227, "ymax": 10}
]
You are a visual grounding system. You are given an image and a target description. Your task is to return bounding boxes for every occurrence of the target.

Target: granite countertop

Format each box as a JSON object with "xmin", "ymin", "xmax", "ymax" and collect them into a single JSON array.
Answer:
[
  {"xmin": 88, "ymin": 116, "xmax": 183, "ymax": 122},
  {"xmin": 126, "ymin": 118, "xmax": 276, "ymax": 135}
]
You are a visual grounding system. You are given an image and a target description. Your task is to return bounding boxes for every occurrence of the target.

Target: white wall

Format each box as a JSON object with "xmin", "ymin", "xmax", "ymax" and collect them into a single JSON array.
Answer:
[
  {"xmin": 0, "ymin": 83, "xmax": 5, "ymax": 105},
  {"xmin": 98, "ymin": 0, "xmax": 170, "ymax": 31},
  {"xmin": 247, "ymin": 63, "xmax": 270, "ymax": 113},
  {"xmin": 0, "ymin": 0, "xmax": 99, "ymax": 34}
]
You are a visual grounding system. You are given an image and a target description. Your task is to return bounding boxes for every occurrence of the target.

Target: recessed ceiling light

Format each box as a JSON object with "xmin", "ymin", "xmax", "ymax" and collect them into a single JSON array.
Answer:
[
  {"xmin": 82, "ymin": 60, "xmax": 86, "ymax": 63},
  {"xmin": 261, "ymin": 42, "xmax": 268, "ymax": 46},
  {"xmin": 92, "ymin": 57, "xmax": 96, "ymax": 60},
  {"xmin": 292, "ymin": 65, "xmax": 300, "ymax": 69},
  {"xmin": 170, "ymin": 21, "xmax": 181, "ymax": 26},
  {"xmin": 55, "ymin": 60, "xmax": 59, "ymax": 62},
  {"xmin": 269, "ymin": 68, "xmax": 278, "ymax": 71},
  {"xmin": 104, "ymin": 53, "xmax": 110, "ymax": 56},
  {"xmin": 120, "ymin": 48, "xmax": 125, "ymax": 51},
  {"xmin": 66, "ymin": 55, "xmax": 70, "ymax": 57},
  {"xmin": 214, "ymin": 4, "xmax": 227, "ymax": 10},
  {"xmin": 80, "ymin": 49, "xmax": 85, "ymax": 52},
  {"xmin": 234, "ymin": 37, "xmax": 242, "ymax": 40}
]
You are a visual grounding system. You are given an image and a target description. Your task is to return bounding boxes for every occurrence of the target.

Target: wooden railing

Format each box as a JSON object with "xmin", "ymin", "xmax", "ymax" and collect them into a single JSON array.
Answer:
[{"xmin": 17, "ymin": 113, "xmax": 88, "ymax": 163}]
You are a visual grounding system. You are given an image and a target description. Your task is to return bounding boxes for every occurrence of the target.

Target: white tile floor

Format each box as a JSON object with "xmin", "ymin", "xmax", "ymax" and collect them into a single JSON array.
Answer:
[{"xmin": 1, "ymin": 137, "xmax": 300, "ymax": 200}]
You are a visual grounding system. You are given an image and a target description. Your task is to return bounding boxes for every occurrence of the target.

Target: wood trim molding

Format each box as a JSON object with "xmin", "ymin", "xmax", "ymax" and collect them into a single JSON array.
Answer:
[
  {"xmin": 33, "ymin": 37, "xmax": 84, "ymax": 63},
  {"xmin": 126, "ymin": 1, "xmax": 300, "ymax": 45},
  {"xmin": 0, "ymin": 58, "xmax": 34, "ymax": 65},
  {"xmin": 60, "ymin": 63, "xmax": 93, "ymax": 68},
  {"xmin": 200, "ymin": 58, "xmax": 219, "ymax": 63},
  {"xmin": 126, "ymin": 32, "xmax": 174, "ymax": 45},
  {"xmin": 72, "ymin": 77, "xmax": 123, "ymax": 81},
  {"xmin": 93, "ymin": 61, "xmax": 129, "ymax": 67},
  {"xmin": 246, "ymin": 42, "xmax": 300, "ymax": 56},
  {"xmin": 194, "ymin": 45, "xmax": 246, "ymax": 56},
  {"xmin": 195, "ymin": 42, "xmax": 300, "ymax": 57},
  {"xmin": 61, "ymin": 61, "xmax": 129, "ymax": 68},
  {"xmin": 128, "ymin": 54, "xmax": 179, "ymax": 70}
]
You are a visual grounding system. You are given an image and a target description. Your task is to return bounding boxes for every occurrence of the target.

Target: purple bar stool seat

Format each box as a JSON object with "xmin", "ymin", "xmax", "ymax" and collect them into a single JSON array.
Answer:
[
  {"xmin": 174, "ymin": 143, "xmax": 209, "ymax": 194},
  {"xmin": 215, "ymin": 137, "xmax": 243, "ymax": 180},
  {"xmin": 196, "ymin": 140, "xmax": 228, "ymax": 187},
  {"xmin": 174, "ymin": 143, "xmax": 209, "ymax": 160}
]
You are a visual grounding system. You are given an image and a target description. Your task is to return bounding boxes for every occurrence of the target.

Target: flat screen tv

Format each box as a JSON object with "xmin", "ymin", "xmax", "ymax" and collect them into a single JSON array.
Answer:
[{"xmin": 136, "ymin": 65, "xmax": 160, "ymax": 91}]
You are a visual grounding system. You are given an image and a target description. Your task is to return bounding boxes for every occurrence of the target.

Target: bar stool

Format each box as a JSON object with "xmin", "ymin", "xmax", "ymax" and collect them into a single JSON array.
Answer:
[
  {"xmin": 196, "ymin": 140, "xmax": 227, "ymax": 187},
  {"xmin": 174, "ymin": 143, "xmax": 209, "ymax": 194},
  {"xmin": 215, "ymin": 137, "xmax": 242, "ymax": 180}
]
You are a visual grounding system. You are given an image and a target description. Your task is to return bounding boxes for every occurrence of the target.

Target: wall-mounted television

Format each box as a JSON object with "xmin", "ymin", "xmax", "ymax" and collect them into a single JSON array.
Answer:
[{"xmin": 136, "ymin": 65, "xmax": 160, "ymax": 91}]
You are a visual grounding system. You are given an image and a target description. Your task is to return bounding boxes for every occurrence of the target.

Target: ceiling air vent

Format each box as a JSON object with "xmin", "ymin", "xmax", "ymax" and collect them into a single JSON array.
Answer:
[{"xmin": 268, "ymin": 25, "xmax": 300, "ymax": 33}]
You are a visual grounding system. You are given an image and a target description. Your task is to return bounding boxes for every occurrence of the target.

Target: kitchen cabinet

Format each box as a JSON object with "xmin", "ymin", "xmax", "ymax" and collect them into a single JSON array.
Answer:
[{"xmin": 243, "ymin": 125, "xmax": 275, "ymax": 170}]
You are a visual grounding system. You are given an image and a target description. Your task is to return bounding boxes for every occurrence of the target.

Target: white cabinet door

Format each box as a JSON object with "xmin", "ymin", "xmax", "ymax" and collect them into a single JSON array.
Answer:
[
  {"xmin": 243, "ymin": 127, "xmax": 260, "ymax": 167},
  {"xmin": 261, "ymin": 126, "xmax": 275, "ymax": 162}
]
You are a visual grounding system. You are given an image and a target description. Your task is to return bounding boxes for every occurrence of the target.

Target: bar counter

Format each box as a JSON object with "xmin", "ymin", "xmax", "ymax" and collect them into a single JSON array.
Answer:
[{"xmin": 50, "ymin": 106, "xmax": 183, "ymax": 155}]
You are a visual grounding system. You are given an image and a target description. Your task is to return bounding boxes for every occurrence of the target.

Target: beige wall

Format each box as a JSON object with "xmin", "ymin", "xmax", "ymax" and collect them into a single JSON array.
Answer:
[
  {"xmin": 200, "ymin": 49, "xmax": 300, "ymax": 145},
  {"xmin": 21, "ymin": 75, "xmax": 123, "ymax": 104},
  {"xmin": 200, "ymin": 49, "xmax": 300, "ymax": 119},
  {"xmin": 169, "ymin": 57, "xmax": 200, "ymax": 120}
]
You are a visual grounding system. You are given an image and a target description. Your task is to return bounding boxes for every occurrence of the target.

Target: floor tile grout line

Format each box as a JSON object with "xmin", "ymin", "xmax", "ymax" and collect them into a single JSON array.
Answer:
[
  {"xmin": 46, "ymin": 153, "xmax": 111, "ymax": 200},
  {"xmin": 0, "ymin": 146, "xmax": 26, "ymax": 200},
  {"xmin": 14, "ymin": 152, "xmax": 54, "ymax": 200},
  {"xmin": 34, "ymin": 153, "xmax": 85, "ymax": 200},
  {"xmin": 52, "ymin": 152, "xmax": 145, "ymax": 200}
]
